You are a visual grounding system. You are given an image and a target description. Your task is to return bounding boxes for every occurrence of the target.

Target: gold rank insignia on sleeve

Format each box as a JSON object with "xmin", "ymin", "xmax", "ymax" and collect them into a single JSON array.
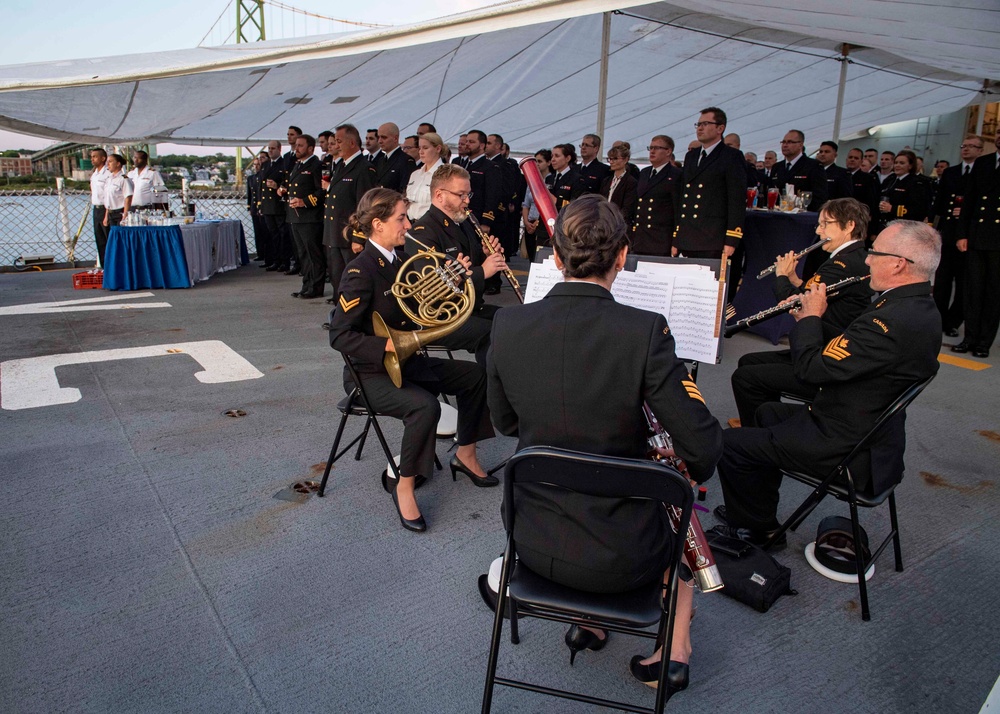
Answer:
[
  {"xmin": 895, "ymin": 205, "xmax": 908, "ymax": 217},
  {"xmin": 822, "ymin": 335, "xmax": 851, "ymax": 360},
  {"xmin": 725, "ymin": 227, "xmax": 743, "ymax": 238},
  {"xmin": 352, "ymin": 229, "xmax": 366, "ymax": 239},
  {"xmin": 806, "ymin": 274, "xmax": 822, "ymax": 288},
  {"xmin": 483, "ymin": 211, "xmax": 495, "ymax": 221},
  {"xmin": 339, "ymin": 294, "xmax": 361, "ymax": 312},
  {"xmin": 681, "ymin": 379, "xmax": 706, "ymax": 404},
  {"xmin": 872, "ymin": 318, "xmax": 889, "ymax": 333},
  {"xmin": 308, "ymin": 195, "xmax": 318, "ymax": 207}
]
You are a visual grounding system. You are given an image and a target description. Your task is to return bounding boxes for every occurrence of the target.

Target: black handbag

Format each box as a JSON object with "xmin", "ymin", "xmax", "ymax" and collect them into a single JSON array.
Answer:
[{"xmin": 707, "ymin": 531, "xmax": 797, "ymax": 612}]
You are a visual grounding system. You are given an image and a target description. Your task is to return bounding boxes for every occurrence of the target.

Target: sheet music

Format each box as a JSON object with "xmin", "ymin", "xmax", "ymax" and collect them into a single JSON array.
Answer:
[
  {"xmin": 524, "ymin": 256, "xmax": 724, "ymax": 362},
  {"xmin": 666, "ymin": 276, "xmax": 722, "ymax": 362},
  {"xmin": 610, "ymin": 270, "xmax": 673, "ymax": 317},
  {"xmin": 524, "ymin": 259, "xmax": 563, "ymax": 304}
]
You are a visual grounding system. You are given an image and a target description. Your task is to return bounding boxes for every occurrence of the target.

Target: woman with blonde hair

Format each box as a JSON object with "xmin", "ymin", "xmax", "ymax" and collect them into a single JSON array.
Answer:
[{"xmin": 405, "ymin": 132, "xmax": 448, "ymax": 220}]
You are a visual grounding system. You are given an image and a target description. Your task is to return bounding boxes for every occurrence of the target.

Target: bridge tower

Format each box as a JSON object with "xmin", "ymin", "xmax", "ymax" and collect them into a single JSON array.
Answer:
[{"xmin": 233, "ymin": 1, "xmax": 266, "ymax": 185}]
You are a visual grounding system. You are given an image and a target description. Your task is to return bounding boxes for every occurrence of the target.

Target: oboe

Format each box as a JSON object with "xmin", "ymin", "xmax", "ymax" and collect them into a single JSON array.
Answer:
[
  {"xmin": 643, "ymin": 404, "xmax": 724, "ymax": 593},
  {"xmin": 756, "ymin": 238, "xmax": 830, "ymax": 279},
  {"xmin": 465, "ymin": 210, "xmax": 525, "ymax": 303},
  {"xmin": 725, "ymin": 274, "xmax": 870, "ymax": 337}
]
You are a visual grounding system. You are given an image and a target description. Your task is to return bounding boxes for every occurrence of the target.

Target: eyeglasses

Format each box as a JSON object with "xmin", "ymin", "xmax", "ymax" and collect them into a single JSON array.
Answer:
[
  {"xmin": 867, "ymin": 249, "xmax": 914, "ymax": 264},
  {"xmin": 647, "ymin": 145, "xmax": 670, "ymax": 151},
  {"xmin": 439, "ymin": 188, "xmax": 473, "ymax": 201},
  {"xmin": 817, "ymin": 220, "xmax": 840, "ymax": 228},
  {"xmin": 780, "ymin": 140, "xmax": 803, "ymax": 144},
  {"xmin": 694, "ymin": 121, "xmax": 719, "ymax": 128},
  {"xmin": 960, "ymin": 144, "xmax": 983, "ymax": 150},
  {"xmin": 580, "ymin": 142, "xmax": 597, "ymax": 149}
]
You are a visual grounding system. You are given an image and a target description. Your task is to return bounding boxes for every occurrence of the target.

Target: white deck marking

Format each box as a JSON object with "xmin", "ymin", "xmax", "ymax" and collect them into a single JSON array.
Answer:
[
  {"xmin": 0, "ymin": 292, "xmax": 171, "ymax": 315},
  {"xmin": 1, "ymin": 340, "xmax": 264, "ymax": 410}
]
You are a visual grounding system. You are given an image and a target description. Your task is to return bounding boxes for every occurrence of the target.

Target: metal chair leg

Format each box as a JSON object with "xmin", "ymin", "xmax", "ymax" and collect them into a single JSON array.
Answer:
[
  {"xmin": 849, "ymin": 500, "xmax": 871, "ymax": 621},
  {"xmin": 318, "ymin": 411, "xmax": 351, "ymax": 497},
  {"xmin": 888, "ymin": 492, "xmax": 904, "ymax": 572},
  {"xmin": 354, "ymin": 417, "xmax": 372, "ymax": 461}
]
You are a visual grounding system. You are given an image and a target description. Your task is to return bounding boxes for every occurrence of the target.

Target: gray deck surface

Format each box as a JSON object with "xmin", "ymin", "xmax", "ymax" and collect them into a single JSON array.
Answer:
[{"xmin": 1, "ymin": 261, "xmax": 998, "ymax": 714}]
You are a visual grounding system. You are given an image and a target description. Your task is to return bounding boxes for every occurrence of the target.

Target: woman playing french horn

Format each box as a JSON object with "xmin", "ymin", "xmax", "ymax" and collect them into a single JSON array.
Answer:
[{"xmin": 327, "ymin": 188, "xmax": 497, "ymax": 533}]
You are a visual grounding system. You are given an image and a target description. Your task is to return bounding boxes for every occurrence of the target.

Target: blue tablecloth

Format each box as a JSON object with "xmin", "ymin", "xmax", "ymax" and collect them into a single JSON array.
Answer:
[
  {"xmin": 103, "ymin": 221, "xmax": 248, "ymax": 291},
  {"xmin": 104, "ymin": 225, "xmax": 191, "ymax": 290},
  {"xmin": 732, "ymin": 210, "xmax": 819, "ymax": 344}
]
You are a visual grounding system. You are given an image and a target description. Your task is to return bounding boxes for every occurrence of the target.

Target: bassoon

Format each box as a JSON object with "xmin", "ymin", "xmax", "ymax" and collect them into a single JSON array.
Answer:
[
  {"xmin": 520, "ymin": 156, "xmax": 723, "ymax": 593},
  {"xmin": 465, "ymin": 209, "xmax": 525, "ymax": 303}
]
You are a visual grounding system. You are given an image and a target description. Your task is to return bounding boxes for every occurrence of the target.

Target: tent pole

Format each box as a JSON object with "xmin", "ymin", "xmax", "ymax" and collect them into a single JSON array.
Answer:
[
  {"xmin": 975, "ymin": 79, "xmax": 988, "ymax": 135},
  {"xmin": 596, "ymin": 11, "xmax": 611, "ymax": 142},
  {"xmin": 832, "ymin": 43, "xmax": 849, "ymax": 142}
]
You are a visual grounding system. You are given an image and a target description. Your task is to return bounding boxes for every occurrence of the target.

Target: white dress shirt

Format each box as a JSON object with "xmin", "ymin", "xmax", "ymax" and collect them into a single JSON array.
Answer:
[
  {"xmin": 126, "ymin": 166, "xmax": 166, "ymax": 206},
  {"xmin": 405, "ymin": 158, "xmax": 444, "ymax": 220},
  {"xmin": 103, "ymin": 171, "xmax": 134, "ymax": 211},
  {"xmin": 90, "ymin": 164, "xmax": 110, "ymax": 206}
]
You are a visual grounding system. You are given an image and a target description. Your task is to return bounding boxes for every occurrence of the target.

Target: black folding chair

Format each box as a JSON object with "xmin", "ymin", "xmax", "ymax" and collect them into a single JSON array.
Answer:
[
  {"xmin": 482, "ymin": 446, "xmax": 693, "ymax": 714},
  {"xmin": 762, "ymin": 375, "xmax": 936, "ymax": 621}
]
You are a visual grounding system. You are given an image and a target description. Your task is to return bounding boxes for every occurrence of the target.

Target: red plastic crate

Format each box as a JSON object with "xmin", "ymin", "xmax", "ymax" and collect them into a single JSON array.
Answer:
[{"xmin": 72, "ymin": 271, "xmax": 103, "ymax": 289}]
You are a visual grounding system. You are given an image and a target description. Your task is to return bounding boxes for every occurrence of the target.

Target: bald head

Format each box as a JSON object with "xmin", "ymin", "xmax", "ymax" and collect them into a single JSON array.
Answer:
[
  {"xmin": 377, "ymin": 123, "xmax": 400, "ymax": 152},
  {"xmin": 724, "ymin": 133, "xmax": 741, "ymax": 149}
]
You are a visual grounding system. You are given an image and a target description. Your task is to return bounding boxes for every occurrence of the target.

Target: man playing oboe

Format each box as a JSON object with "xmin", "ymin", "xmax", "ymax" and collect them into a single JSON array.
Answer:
[{"xmin": 715, "ymin": 220, "xmax": 941, "ymax": 546}]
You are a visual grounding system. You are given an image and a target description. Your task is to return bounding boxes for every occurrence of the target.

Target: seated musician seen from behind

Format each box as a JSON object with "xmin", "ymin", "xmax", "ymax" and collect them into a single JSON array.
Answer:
[
  {"xmin": 327, "ymin": 188, "xmax": 497, "ymax": 534},
  {"xmin": 485, "ymin": 195, "xmax": 724, "ymax": 695},
  {"xmin": 731, "ymin": 198, "xmax": 873, "ymax": 427},
  {"xmin": 715, "ymin": 220, "xmax": 942, "ymax": 546}
]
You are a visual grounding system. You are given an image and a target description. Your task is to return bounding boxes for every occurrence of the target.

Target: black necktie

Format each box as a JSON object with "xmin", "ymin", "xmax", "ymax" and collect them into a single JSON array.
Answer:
[
  {"xmin": 786, "ymin": 161, "xmax": 792, "ymax": 172},
  {"xmin": 699, "ymin": 150, "xmax": 707, "ymax": 166},
  {"xmin": 964, "ymin": 165, "xmax": 970, "ymax": 175},
  {"xmin": 650, "ymin": 168, "xmax": 657, "ymax": 179}
]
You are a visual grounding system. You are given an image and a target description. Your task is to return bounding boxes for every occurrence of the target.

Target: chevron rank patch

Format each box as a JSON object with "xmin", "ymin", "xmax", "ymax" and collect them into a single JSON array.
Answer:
[
  {"xmin": 823, "ymin": 335, "xmax": 851, "ymax": 360},
  {"xmin": 806, "ymin": 274, "xmax": 823, "ymax": 288},
  {"xmin": 339, "ymin": 295, "xmax": 360, "ymax": 312},
  {"xmin": 681, "ymin": 379, "xmax": 706, "ymax": 404}
]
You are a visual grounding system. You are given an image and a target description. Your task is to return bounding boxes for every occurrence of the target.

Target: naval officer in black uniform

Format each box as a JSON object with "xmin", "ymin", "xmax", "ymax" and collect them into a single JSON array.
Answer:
[
  {"xmin": 327, "ymin": 188, "xmax": 496, "ymax": 533},
  {"xmin": 279, "ymin": 134, "xmax": 326, "ymax": 298},
  {"xmin": 570, "ymin": 133, "xmax": 611, "ymax": 198},
  {"xmin": 932, "ymin": 135, "xmax": 983, "ymax": 337},
  {"xmin": 716, "ymin": 220, "xmax": 941, "ymax": 545},
  {"xmin": 954, "ymin": 125, "xmax": 1000, "ymax": 359},
  {"xmin": 323, "ymin": 124, "xmax": 377, "ymax": 299},
  {"xmin": 409, "ymin": 164, "xmax": 509, "ymax": 366},
  {"xmin": 730, "ymin": 198, "xmax": 873, "ymax": 427},
  {"xmin": 486, "ymin": 194, "xmax": 723, "ymax": 691},
  {"xmin": 770, "ymin": 130, "xmax": 829, "ymax": 212},
  {"xmin": 673, "ymin": 108, "xmax": 746, "ymax": 259},
  {"xmin": 259, "ymin": 141, "xmax": 290, "ymax": 272},
  {"xmin": 463, "ymin": 130, "xmax": 503, "ymax": 236},
  {"xmin": 815, "ymin": 141, "xmax": 853, "ymax": 201},
  {"xmin": 631, "ymin": 134, "xmax": 681, "ymax": 256}
]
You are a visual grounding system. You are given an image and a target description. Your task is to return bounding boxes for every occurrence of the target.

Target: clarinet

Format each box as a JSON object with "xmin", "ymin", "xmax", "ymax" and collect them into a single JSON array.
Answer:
[
  {"xmin": 465, "ymin": 210, "xmax": 525, "ymax": 303},
  {"xmin": 643, "ymin": 404, "xmax": 724, "ymax": 593},
  {"xmin": 725, "ymin": 274, "xmax": 870, "ymax": 337}
]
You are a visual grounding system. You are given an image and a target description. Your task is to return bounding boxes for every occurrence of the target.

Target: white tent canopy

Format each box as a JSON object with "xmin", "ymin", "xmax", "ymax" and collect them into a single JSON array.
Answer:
[{"xmin": 0, "ymin": 0, "xmax": 995, "ymax": 153}]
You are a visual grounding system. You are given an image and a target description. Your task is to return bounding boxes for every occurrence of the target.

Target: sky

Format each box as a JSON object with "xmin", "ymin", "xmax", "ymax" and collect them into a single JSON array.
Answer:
[{"xmin": 0, "ymin": 0, "xmax": 500, "ymax": 155}]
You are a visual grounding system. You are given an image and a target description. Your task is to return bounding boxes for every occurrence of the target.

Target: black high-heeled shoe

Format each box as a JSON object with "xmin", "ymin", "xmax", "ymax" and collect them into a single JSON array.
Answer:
[
  {"xmin": 628, "ymin": 656, "xmax": 689, "ymax": 691},
  {"xmin": 565, "ymin": 625, "xmax": 608, "ymax": 665},
  {"xmin": 389, "ymin": 479, "xmax": 426, "ymax": 533},
  {"xmin": 450, "ymin": 456, "xmax": 499, "ymax": 487}
]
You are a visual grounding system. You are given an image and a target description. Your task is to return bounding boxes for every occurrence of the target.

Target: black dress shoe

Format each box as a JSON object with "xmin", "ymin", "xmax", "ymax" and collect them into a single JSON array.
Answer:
[
  {"xmin": 450, "ymin": 456, "xmax": 499, "ymax": 487},
  {"xmin": 390, "ymin": 487, "xmax": 426, "ymax": 533},
  {"xmin": 629, "ymin": 656, "xmax": 689, "ymax": 692},
  {"xmin": 951, "ymin": 341, "xmax": 971, "ymax": 353},
  {"xmin": 291, "ymin": 291, "xmax": 302, "ymax": 298},
  {"xmin": 972, "ymin": 348, "xmax": 990, "ymax": 358},
  {"xmin": 298, "ymin": 291, "xmax": 322, "ymax": 300},
  {"xmin": 325, "ymin": 297, "xmax": 336, "ymax": 304},
  {"xmin": 713, "ymin": 504, "xmax": 730, "ymax": 525},
  {"xmin": 321, "ymin": 322, "xmax": 331, "ymax": 330},
  {"xmin": 709, "ymin": 524, "xmax": 786, "ymax": 550},
  {"xmin": 565, "ymin": 625, "xmax": 608, "ymax": 665},
  {"xmin": 283, "ymin": 268, "xmax": 299, "ymax": 276},
  {"xmin": 944, "ymin": 327, "xmax": 960, "ymax": 337},
  {"xmin": 265, "ymin": 264, "xmax": 280, "ymax": 271}
]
